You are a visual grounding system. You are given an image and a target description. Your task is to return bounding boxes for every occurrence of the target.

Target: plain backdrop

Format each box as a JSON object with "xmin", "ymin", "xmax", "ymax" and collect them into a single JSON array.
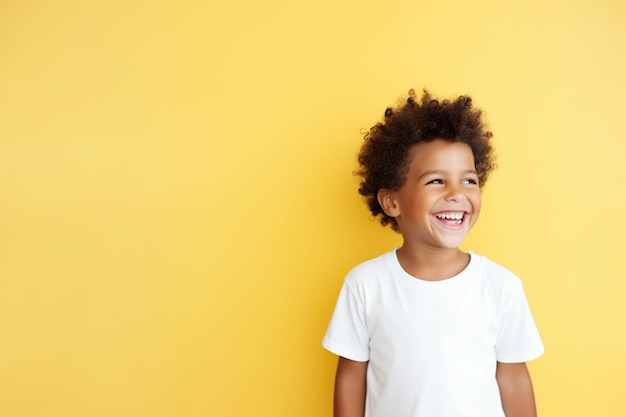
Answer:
[{"xmin": 1, "ymin": 1, "xmax": 625, "ymax": 416}]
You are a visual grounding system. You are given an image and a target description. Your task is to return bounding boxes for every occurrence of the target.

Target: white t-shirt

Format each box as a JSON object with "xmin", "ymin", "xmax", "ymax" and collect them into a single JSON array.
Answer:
[{"xmin": 322, "ymin": 250, "xmax": 544, "ymax": 417}]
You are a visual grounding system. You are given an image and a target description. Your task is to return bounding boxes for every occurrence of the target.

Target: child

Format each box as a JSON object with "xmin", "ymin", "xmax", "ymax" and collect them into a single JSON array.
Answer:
[{"xmin": 322, "ymin": 89, "xmax": 543, "ymax": 417}]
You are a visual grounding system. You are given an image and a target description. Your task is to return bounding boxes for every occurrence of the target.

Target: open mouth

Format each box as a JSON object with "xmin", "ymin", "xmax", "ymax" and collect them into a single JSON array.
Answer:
[{"xmin": 434, "ymin": 211, "xmax": 466, "ymax": 227}]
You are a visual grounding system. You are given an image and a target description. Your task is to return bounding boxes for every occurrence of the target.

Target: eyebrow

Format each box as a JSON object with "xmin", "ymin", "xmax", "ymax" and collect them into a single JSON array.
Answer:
[{"xmin": 418, "ymin": 169, "xmax": 478, "ymax": 180}]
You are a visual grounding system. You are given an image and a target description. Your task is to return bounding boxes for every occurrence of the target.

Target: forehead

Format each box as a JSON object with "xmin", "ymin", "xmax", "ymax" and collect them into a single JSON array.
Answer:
[{"xmin": 407, "ymin": 139, "xmax": 476, "ymax": 171}]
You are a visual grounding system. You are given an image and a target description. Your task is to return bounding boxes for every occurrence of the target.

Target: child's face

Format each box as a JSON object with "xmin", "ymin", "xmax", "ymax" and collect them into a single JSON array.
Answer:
[{"xmin": 385, "ymin": 139, "xmax": 481, "ymax": 251}]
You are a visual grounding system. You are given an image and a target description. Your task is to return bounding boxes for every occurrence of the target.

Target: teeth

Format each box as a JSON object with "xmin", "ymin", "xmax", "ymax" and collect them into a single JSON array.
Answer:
[{"xmin": 436, "ymin": 213, "xmax": 464, "ymax": 220}]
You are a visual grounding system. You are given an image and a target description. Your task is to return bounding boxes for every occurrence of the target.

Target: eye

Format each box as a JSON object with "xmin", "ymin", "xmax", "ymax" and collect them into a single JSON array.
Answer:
[
  {"xmin": 426, "ymin": 179, "xmax": 444, "ymax": 185},
  {"xmin": 462, "ymin": 178, "xmax": 478, "ymax": 185}
]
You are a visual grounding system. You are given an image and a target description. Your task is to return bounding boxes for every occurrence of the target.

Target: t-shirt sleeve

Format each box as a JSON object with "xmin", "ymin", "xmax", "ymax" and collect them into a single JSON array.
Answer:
[
  {"xmin": 495, "ymin": 277, "xmax": 544, "ymax": 363},
  {"xmin": 322, "ymin": 279, "xmax": 370, "ymax": 362}
]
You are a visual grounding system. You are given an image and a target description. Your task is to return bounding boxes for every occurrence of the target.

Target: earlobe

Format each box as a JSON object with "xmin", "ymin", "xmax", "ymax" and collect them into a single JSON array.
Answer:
[{"xmin": 378, "ymin": 189, "xmax": 400, "ymax": 217}]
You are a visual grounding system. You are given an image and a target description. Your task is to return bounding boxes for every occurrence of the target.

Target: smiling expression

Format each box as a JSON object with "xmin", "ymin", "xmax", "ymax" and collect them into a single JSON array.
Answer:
[{"xmin": 379, "ymin": 139, "xmax": 482, "ymax": 251}]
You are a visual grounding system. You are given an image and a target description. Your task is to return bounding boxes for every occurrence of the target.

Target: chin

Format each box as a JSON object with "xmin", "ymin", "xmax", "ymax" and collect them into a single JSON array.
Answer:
[{"xmin": 436, "ymin": 236, "xmax": 468, "ymax": 249}]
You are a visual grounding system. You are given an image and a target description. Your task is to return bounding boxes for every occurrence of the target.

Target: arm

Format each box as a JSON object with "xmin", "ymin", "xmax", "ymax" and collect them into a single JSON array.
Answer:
[
  {"xmin": 334, "ymin": 356, "xmax": 368, "ymax": 417},
  {"xmin": 496, "ymin": 362, "xmax": 537, "ymax": 417}
]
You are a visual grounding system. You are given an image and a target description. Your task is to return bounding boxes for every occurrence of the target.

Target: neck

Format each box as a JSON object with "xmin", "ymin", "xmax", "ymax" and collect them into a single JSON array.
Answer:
[{"xmin": 396, "ymin": 246, "xmax": 470, "ymax": 281}]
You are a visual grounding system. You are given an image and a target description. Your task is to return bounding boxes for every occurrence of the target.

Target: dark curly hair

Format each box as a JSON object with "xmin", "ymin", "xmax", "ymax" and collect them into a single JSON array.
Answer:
[{"xmin": 357, "ymin": 89, "xmax": 496, "ymax": 232}]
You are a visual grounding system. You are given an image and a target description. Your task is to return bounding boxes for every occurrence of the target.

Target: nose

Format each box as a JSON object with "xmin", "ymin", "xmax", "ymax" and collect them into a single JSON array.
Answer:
[{"xmin": 444, "ymin": 184, "xmax": 465, "ymax": 202}]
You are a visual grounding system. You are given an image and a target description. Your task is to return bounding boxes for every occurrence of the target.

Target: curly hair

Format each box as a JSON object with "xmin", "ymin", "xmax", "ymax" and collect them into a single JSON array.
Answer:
[{"xmin": 357, "ymin": 89, "xmax": 496, "ymax": 232}]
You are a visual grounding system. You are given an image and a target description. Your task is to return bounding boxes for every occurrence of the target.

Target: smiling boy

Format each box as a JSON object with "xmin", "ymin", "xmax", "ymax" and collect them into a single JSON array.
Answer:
[{"xmin": 323, "ymin": 89, "xmax": 543, "ymax": 417}]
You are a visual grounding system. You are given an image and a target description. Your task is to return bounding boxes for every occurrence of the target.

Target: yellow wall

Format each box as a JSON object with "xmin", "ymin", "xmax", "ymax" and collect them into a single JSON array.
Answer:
[{"xmin": 1, "ymin": 1, "xmax": 625, "ymax": 416}]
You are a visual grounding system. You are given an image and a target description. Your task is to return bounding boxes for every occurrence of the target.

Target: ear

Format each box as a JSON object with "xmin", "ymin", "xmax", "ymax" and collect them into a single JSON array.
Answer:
[{"xmin": 377, "ymin": 189, "xmax": 400, "ymax": 217}]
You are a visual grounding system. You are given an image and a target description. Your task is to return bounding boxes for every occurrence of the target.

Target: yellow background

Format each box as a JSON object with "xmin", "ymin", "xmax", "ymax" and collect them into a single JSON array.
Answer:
[{"xmin": 1, "ymin": 1, "xmax": 625, "ymax": 416}]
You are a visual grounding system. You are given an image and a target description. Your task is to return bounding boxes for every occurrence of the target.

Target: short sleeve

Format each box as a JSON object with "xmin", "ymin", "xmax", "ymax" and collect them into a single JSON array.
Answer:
[
  {"xmin": 322, "ymin": 279, "xmax": 370, "ymax": 362},
  {"xmin": 495, "ymin": 278, "xmax": 544, "ymax": 363}
]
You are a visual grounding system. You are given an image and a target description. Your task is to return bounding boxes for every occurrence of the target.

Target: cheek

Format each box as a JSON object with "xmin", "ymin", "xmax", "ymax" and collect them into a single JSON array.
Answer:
[{"xmin": 472, "ymin": 195, "xmax": 482, "ymax": 214}]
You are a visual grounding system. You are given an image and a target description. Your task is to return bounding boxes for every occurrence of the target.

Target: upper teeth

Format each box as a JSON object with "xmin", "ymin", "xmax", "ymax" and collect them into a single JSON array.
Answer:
[{"xmin": 437, "ymin": 213, "xmax": 463, "ymax": 220}]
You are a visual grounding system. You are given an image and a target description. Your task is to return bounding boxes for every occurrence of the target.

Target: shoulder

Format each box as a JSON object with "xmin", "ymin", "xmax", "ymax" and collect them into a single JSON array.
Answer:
[
  {"xmin": 343, "ymin": 250, "xmax": 397, "ymax": 287},
  {"xmin": 471, "ymin": 252, "xmax": 524, "ymax": 292}
]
